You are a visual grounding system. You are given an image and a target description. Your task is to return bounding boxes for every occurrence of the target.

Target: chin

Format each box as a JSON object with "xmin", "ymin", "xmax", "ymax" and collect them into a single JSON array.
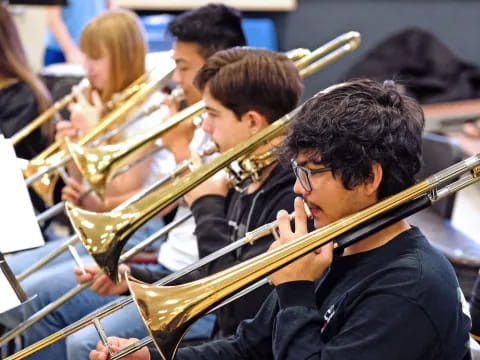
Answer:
[{"xmin": 313, "ymin": 214, "xmax": 330, "ymax": 229}]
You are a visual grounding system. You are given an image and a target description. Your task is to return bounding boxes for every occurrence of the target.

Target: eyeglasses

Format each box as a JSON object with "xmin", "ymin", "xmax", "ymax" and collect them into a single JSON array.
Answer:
[{"xmin": 291, "ymin": 159, "xmax": 331, "ymax": 192}]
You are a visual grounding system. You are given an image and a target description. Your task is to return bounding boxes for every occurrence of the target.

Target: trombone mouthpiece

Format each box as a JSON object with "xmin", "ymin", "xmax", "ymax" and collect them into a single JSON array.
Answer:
[{"xmin": 303, "ymin": 200, "xmax": 313, "ymax": 219}]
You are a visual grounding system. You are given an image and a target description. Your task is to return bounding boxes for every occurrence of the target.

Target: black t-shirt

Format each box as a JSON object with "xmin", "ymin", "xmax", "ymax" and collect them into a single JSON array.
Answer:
[{"xmin": 161, "ymin": 227, "xmax": 471, "ymax": 360}]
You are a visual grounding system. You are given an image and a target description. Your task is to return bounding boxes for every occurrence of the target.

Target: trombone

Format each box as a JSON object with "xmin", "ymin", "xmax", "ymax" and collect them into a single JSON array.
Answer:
[
  {"xmin": 7, "ymin": 151, "xmax": 480, "ymax": 359},
  {"xmin": 0, "ymin": 31, "xmax": 361, "ymax": 348},
  {"xmin": 23, "ymin": 65, "xmax": 175, "ymax": 206},
  {"xmin": 2, "ymin": 211, "xmax": 294, "ymax": 359},
  {"xmin": 66, "ymin": 31, "xmax": 362, "ymax": 282},
  {"xmin": 17, "ymin": 104, "xmax": 209, "ymax": 282},
  {"xmin": 9, "ymin": 78, "xmax": 90, "ymax": 146},
  {"xmin": 123, "ymin": 152, "xmax": 480, "ymax": 360}
]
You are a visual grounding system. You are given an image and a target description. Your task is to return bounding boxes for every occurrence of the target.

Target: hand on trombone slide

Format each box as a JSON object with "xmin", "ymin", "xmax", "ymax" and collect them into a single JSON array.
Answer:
[
  {"xmin": 267, "ymin": 197, "xmax": 333, "ymax": 286},
  {"xmin": 183, "ymin": 170, "xmax": 230, "ymax": 206},
  {"xmin": 90, "ymin": 336, "xmax": 149, "ymax": 360},
  {"xmin": 69, "ymin": 86, "xmax": 104, "ymax": 133},
  {"xmin": 75, "ymin": 263, "xmax": 131, "ymax": 297},
  {"xmin": 62, "ymin": 177, "xmax": 107, "ymax": 212}
]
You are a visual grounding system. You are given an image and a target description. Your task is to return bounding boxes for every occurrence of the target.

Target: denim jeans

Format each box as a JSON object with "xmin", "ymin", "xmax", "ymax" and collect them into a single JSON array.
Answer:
[
  {"xmin": 21, "ymin": 261, "xmax": 214, "ymax": 360},
  {"xmin": 6, "ymin": 216, "xmax": 165, "ymax": 282},
  {"xmin": 1, "ymin": 217, "xmax": 166, "ymax": 357}
]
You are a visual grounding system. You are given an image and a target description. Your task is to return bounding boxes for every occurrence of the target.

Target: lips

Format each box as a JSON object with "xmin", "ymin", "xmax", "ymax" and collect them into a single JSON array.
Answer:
[{"xmin": 304, "ymin": 199, "xmax": 322, "ymax": 216}]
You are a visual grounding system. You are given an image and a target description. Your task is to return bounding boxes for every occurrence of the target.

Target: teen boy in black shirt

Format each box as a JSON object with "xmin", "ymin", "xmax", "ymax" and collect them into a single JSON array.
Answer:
[{"xmin": 91, "ymin": 79, "xmax": 471, "ymax": 360}]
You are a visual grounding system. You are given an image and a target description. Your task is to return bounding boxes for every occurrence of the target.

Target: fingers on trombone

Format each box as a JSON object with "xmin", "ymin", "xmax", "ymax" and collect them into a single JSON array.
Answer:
[
  {"xmin": 62, "ymin": 184, "xmax": 81, "ymax": 204},
  {"xmin": 74, "ymin": 266, "xmax": 94, "ymax": 283},
  {"xmin": 91, "ymin": 340, "xmax": 109, "ymax": 360},
  {"xmin": 90, "ymin": 274, "xmax": 112, "ymax": 295},
  {"xmin": 91, "ymin": 90, "xmax": 103, "ymax": 110},
  {"xmin": 275, "ymin": 209, "xmax": 292, "ymax": 241},
  {"xmin": 293, "ymin": 196, "xmax": 308, "ymax": 233}
]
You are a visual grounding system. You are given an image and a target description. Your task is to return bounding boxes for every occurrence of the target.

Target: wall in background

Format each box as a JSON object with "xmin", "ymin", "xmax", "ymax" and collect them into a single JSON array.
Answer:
[
  {"xmin": 264, "ymin": 0, "xmax": 480, "ymax": 98},
  {"xmin": 10, "ymin": 5, "xmax": 47, "ymax": 72}
]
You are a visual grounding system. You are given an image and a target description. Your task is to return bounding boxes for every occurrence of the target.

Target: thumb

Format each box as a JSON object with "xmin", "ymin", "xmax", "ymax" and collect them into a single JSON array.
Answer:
[{"xmin": 92, "ymin": 90, "xmax": 103, "ymax": 109}]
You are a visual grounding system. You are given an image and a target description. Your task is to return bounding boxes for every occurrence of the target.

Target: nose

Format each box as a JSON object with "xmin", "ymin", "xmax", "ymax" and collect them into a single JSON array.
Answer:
[
  {"xmin": 172, "ymin": 68, "xmax": 181, "ymax": 85},
  {"xmin": 293, "ymin": 177, "xmax": 308, "ymax": 195},
  {"xmin": 201, "ymin": 115, "xmax": 213, "ymax": 135}
]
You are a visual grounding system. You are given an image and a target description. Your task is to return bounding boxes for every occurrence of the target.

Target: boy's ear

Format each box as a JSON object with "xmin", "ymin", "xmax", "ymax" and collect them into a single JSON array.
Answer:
[
  {"xmin": 242, "ymin": 110, "xmax": 268, "ymax": 135},
  {"xmin": 365, "ymin": 161, "xmax": 383, "ymax": 196}
]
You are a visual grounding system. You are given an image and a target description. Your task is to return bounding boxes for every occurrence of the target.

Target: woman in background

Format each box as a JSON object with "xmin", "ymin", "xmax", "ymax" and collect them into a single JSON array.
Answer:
[
  {"xmin": 0, "ymin": 3, "xmax": 53, "ymax": 160},
  {"xmin": 5, "ymin": 9, "xmax": 169, "ymax": 303}
]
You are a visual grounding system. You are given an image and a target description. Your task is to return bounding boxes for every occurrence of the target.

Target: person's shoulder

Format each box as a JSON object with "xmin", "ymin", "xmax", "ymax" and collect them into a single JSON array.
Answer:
[
  {"xmin": 371, "ymin": 228, "xmax": 457, "ymax": 298},
  {"xmin": 0, "ymin": 80, "xmax": 36, "ymax": 109}
]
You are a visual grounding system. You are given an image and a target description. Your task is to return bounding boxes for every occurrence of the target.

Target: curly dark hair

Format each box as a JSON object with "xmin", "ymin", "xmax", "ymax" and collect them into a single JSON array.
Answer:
[
  {"xmin": 279, "ymin": 79, "xmax": 425, "ymax": 199},
  {"xmin": 167, "ymin": 4, "xmax": 247, "ymax": 59}
]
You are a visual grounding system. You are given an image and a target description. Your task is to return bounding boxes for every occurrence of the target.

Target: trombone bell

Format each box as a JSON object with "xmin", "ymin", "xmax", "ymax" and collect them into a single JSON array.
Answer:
[
  {"xmin": 127, "ymin": 276, "xmax": 217, "ymax": 360},
  {"xmin": 65, "ymin": 202, "xmax": 140, "ymax": 281},
  {"xmin": 67, "ymin": 140, "xmax": 121, "ymax": 200},
  {"xmin": 22, "ymin": 159, "xmax": 61, "ymax": 207}
]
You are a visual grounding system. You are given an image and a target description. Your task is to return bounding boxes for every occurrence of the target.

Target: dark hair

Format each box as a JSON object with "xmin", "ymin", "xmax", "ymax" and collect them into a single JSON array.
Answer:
[
  {"xmin": 167, "ymin": 3, "xmax": 246, "ymax": 59},
  {"xmin": 0, "ymin": 4, "xmax": 53, "ymax": 140},
  {"xmin": 280, "ymin": 79, "xmax": 425, "ymax": 199},
  {"xmin": 194, "ymin": 48, "xmax": 303, "ymax": 123}
]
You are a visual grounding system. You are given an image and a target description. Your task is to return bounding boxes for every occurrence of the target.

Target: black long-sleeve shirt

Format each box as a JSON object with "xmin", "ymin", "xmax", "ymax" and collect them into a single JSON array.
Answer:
[
  {"xmin": 0, "ymin": 80, "xmax": 49, "ymax": 213},
  {"xmin": 151, "ymin": 227, "xmax": 471, "ymax": 360},
  {"xmin": 130, "ymin": 163, "xmax": 297, "ymax": 337},
  {"xmin": 0, "ymin": 80, "xmax": 47, "ymax": 160}
]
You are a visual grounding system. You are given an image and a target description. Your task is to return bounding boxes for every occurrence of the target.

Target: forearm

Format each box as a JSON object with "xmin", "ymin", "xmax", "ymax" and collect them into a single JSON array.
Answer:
[{"xmin": 46, "ymin": 7, "xmax": 77, "ymax": 54}]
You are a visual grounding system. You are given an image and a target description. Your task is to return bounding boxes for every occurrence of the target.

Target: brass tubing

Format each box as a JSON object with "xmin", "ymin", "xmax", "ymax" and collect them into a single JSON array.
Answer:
[{"xmin": 2, "ymin": 211, "xmax": 284, "ymax": 355}]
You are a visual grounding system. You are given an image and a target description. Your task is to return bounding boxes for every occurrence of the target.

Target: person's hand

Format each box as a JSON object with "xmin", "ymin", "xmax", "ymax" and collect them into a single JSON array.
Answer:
[
  {"xmin": 61, "ymin": 178, "xmax": 106, "ymax": 212},
  {"xmin": 184, "ymin": 170, "xmax": 230, "ymax": 206},
  {"xmin": 463, "ymin": 119, "xmax": 480, "ymax": 137},
  {"xmin": 75, "ymin": 263, "xmax": 130, "ymax": 296},
  {"xmin": 55, "ymin": 120, "xmax": 78, "ymax": 143},
  {"xmin": 162, "ymin": 91, "xmax": 181, "ymax": 116},
  {"xmin": 268, "ymin": 197, "xmax": 333, "ymax": 286},
  {"xmin": 89, "ymin": 337, "xmax": 150, "ymax": 360},
  {"xmin": 69, "ymin": 88, "xmax": 103, "ymax": 134}
]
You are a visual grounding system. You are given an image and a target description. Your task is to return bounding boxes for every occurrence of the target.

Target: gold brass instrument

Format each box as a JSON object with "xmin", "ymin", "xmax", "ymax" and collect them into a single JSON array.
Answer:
[
  {"xmin": 67, "ymin": 100, "xmax": 206, "ymax": 199},
  {"xmin": 17, "ymin": 96, "xmax": 204, "ymax": 283},
  {"xmin": 66, "ymin": 107, "xmax": 294, "ymax": 280},
  {"xmin": 10, "ymin": 78, "xmax": 90, "ymax": 146},
  {"xmin": 23, "ymin": 66, "xmax": 175, "ymax": 206},
  {"xmin": 0, "ymin": 31, "xmax": 360, "ymax": 350},
  {"xmin": 65, "ymin": 31, "xmax": 361, "ymax": 282},
  {"xmin": 125, "ymin": 154, "xmax": 480, "ymax": 360},
  {"xmin": 64, "ymin": 45, "xmax": 322, "ymax": 200},
  {"xmin": 2, "ymin": 211, "xmax": 293, "ymax": 358}
]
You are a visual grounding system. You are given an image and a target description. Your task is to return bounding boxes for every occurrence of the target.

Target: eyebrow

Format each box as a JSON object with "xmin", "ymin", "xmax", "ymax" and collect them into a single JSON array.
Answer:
[
  {"xmin": 297, "ymin": 158, "xmax": 324, "ymax": 167},
  {"xmin": 206, "ymin": 106, "xmax": 219, "ymax": 114},
  {"xmin": 174, "ymin": 58, "xmax": 187, "ymax": 65}
]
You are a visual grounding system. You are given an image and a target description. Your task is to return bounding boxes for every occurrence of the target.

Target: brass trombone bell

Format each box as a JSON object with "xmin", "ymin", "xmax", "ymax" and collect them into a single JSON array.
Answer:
[{"xmin": 67, "ymin": 100, "xmax": 206, "ymax": 199}]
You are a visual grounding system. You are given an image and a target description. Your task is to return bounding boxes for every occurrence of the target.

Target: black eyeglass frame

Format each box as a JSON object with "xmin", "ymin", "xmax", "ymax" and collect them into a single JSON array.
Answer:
[{"xmin": 291, "ymin": 159, "xmax": 332, "ymax": 192}]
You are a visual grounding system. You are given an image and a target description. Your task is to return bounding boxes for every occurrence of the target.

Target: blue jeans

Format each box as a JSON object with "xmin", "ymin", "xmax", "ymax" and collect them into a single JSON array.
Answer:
[
  {"xmin": 21, "ymin": 262, "xmax": 214, "ymax": 360},
  {"xmin": 1, "ymin": 218, "xmax": 166, "ymax": 355},
  {"xmin": 6, "ymin": 216, "xmax": 165, "ymax": 281}
]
